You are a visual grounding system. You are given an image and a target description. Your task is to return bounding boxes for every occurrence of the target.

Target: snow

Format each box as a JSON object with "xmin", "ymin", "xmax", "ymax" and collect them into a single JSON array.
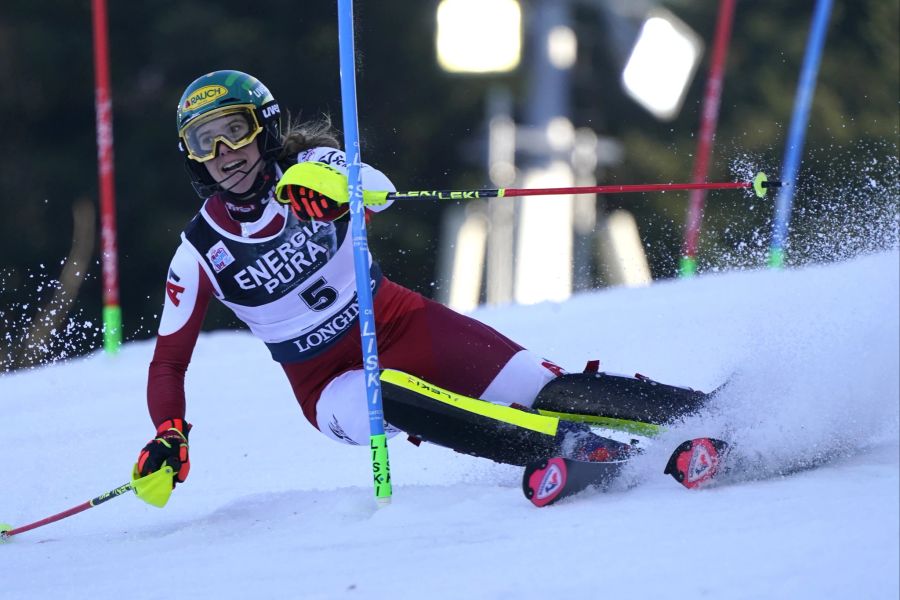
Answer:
[{"xmin": 2, "ymin": 250, "xmax": 898, "ymax": 600}]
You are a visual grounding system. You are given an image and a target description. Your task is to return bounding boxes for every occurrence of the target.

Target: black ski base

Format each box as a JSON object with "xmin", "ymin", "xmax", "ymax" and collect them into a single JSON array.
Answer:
[{"xmin": 523, "ymin": 457, "xmax": 626, "ymax": 507}]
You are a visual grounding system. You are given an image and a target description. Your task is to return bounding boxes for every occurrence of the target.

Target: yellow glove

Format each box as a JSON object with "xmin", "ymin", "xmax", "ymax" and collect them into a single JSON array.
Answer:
[{"xmin": 275, "ymin": 161, "xmax": 388, "ymax": 221}]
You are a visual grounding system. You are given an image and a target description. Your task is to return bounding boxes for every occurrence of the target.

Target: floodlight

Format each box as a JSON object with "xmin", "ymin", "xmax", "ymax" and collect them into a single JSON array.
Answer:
[
  {"xmin": 436, "ymin": 0, "xmax": 522, "ymax": 73},
  {"xmin": 547, "ymin": 25, "xmax": 577, "ymax": 69},
  {"xmin": 621, "ymin": 9, "xmax": 703, "ymax": 120}
]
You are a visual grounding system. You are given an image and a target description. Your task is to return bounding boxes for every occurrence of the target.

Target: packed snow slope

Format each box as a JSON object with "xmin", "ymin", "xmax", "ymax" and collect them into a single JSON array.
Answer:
[{"xmin": 2, "ymin": 250, "xmax": 898, "ymax": 600}]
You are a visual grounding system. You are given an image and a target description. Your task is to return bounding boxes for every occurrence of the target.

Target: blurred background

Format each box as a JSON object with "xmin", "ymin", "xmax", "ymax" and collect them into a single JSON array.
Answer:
[{"xmin": 1, "ymin": 0, "xmax": 897, "ymax": 371}]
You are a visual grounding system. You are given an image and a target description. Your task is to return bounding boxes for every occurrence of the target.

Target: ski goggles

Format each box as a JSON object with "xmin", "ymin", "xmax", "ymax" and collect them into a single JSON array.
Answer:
[{"xmin": 179, "ymin": 104, "xmax": 263, "ymax": 162}]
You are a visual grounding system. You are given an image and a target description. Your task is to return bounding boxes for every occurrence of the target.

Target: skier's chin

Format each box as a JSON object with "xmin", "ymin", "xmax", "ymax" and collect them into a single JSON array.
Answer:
[{"xmin": 218, "ymin": 167, "xmax": 257, "ymax": 194}]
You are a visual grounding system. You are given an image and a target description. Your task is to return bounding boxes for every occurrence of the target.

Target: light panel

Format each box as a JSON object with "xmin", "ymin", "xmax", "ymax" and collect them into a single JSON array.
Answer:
[
  {"xmin": 436, "ymin": 0, "xmax": 522, "ymax": 74},
  {"xmin": 621, "ymin": 10, "xmax": 703, "ymax": 120}
]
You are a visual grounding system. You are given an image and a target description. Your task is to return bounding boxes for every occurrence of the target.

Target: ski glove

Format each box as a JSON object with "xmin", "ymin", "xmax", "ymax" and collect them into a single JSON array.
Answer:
[
  {"xmin": 281, "ymin": 183, "xmax": 349, "ymax": 222},
  {"xmin": 276, "ymin": 161, "xmax": 351, "ymax": 222},
  {"xmin": 137, "ymin": 418, "xmax": 192, "ymax": 486}
]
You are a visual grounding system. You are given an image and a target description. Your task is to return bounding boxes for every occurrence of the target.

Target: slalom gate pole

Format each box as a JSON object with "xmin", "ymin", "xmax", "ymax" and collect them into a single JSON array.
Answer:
[
  {"xmin": 768, "ymin": 0, "xmax": 834, "ymax": 268},
  {"xmin": 1, "ymin": 482, "xmax": 132, "ymax": 542},
  {"xmin": 679, "ymin": 0, "xmax": 737, "ymax": 277},
  {"xmin": 366, "ymin": 172, "xmax": 777, "ymax": 203},
  {"xmin": 337, "ymin": 0, "xmax": 392, "ymax": 505},
  {"xmin": 91, "ymin": 0, "xmax": 122, "ymax": 353}
]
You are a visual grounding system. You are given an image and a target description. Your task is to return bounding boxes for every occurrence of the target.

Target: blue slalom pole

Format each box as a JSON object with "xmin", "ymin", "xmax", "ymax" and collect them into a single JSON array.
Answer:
[
  {"xmin": 768, "ymin": 0, "xmax": 834, "ymax": 268},
  {"xmin": 337, "ymin": 0, "xmax": 392, "ymax": 504}
]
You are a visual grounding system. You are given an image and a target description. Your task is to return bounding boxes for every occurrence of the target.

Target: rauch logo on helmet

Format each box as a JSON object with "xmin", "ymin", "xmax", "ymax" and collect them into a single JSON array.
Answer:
[{"xmin": 185, "ymin": 85, "xmax": 228, "ymax": 110}]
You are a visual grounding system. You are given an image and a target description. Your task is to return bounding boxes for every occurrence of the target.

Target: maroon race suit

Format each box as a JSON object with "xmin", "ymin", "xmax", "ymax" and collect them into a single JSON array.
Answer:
[{"xmin": 148, "ymin": 147, "xmax": 559, "ymax": 444}]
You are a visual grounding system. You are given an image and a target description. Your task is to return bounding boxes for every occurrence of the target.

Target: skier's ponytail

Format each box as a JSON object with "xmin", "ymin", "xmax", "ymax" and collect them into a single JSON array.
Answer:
[{"xmin": 279, "ymin": 113, "xmax": 341, "ymax": 160}]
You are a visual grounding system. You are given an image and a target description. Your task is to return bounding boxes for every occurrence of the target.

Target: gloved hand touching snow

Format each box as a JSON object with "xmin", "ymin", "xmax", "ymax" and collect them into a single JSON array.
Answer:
[{"xmin": 136, "ymin": 418, "xmax": 192, "ymax": 487}]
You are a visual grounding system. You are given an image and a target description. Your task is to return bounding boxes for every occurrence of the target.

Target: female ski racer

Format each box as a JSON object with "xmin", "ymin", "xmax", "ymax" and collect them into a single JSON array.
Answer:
[{"xmin": 136, "ymin": 70, "xmax": 712, "ymax": 487}]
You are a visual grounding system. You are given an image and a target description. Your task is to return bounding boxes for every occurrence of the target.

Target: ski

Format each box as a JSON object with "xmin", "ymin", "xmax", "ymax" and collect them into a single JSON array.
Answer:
[
  {"xmin": 522, "ymin": 457, "xmax": 628, "ymax": 507},
  {"xmin": 523, "ymin": 437, "xmax": 730, "ymax": 507},
  {"xmin": 663, "ymin": 437, "xmax": 731, "ymax": 489}
]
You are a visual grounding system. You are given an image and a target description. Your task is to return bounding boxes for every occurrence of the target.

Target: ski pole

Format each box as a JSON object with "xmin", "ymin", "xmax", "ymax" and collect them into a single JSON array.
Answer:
[
  {"xmin": 1, "ymin": 482, "xmax": 133, "ymax": 541},
  {"xmin": 275, "ymin": 168, "xmax": 779, "ymax": 209},
  {"xmin": 1, "ymin": 466, "xmax": 174, "ymax": 542},
  {"xmin": 365, "ymin": 171, "xmax": 779, "ymax": 203}
]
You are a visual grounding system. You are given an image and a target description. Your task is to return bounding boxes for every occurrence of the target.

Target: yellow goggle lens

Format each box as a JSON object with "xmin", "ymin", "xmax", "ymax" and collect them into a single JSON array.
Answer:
[{"xmin": 180, "ymin": 105, "xmax": 263, "ymax": 162}]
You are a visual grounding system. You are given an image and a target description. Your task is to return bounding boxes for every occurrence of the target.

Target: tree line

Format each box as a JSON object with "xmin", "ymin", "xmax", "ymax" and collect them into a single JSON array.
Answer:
[{"xmin": 0, "ymin": 0, "xmax": 896, "ymax": 370}]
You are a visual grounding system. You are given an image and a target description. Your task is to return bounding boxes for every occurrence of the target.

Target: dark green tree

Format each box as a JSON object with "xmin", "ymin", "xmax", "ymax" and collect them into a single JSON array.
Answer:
[{"xmin": 1, "ymin": 0, "xmax": 896, "ymax": 371}]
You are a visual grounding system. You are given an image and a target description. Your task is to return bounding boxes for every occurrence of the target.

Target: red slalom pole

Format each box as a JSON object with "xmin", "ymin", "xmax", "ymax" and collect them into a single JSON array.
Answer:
[
  {"xmin": 680, "ymin": 0, "xmax": 738, "ymax": 276},
  {"xmin": 91, "ymin": 0, "xmax": 122, "ymax": 353}
]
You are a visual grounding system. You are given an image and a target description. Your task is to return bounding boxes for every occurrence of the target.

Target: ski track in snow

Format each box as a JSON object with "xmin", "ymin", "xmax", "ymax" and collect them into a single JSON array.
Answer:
[{"xmin": 1, "ymin": 250, "xmax": 898, "ymax": 600}]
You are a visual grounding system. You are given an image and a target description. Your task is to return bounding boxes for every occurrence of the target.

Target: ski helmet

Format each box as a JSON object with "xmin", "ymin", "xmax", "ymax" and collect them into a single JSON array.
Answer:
[{"xmin": 176, "ymin": 70, "xmax": 282, "ymax": 197}]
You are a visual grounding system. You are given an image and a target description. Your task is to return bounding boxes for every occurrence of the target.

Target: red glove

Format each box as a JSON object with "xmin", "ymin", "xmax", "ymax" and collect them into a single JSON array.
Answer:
[
  {"xmin": 137, "ymin": 418, "xmax": 192, "ymax": 486},
  {"xmin": 281, "ymin": 184, "xmax": 349, "ymax": 222}
]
